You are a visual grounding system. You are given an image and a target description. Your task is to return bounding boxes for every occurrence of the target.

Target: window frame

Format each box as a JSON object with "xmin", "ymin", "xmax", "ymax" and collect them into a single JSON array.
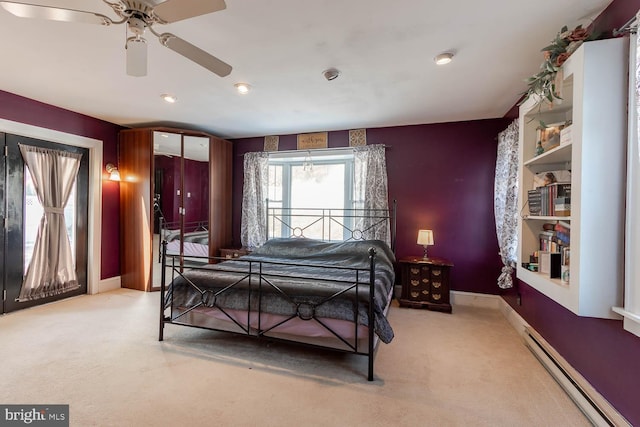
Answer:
[{"xmin": 267, "ymin": 149, "xmax": 355, "ymax": 240}]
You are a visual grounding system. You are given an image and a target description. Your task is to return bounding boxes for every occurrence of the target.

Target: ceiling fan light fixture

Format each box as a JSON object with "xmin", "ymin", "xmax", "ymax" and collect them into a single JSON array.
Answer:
[
  {"xmin": 234, "ymin": 83, "xmax": 251, "ymax": 94},
  {"xmin": 126, "ymin": 36, "xmax": 147, "ymax": 76},
  {"xmin": 434, "ymin": 52, "xmax": 454, "ymax": 65},
  {"xmin": 161, "ymin": 94, "xmax": 177, "ymax": 103}
]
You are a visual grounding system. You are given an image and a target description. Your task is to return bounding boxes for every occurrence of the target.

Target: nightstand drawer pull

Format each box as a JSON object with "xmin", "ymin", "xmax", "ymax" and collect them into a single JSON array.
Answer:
[
  {"xmin": 421, "ymin": 266, "xmax": 429, "ymax": 272},
  {"xmin": 411, "ymin": 280, "xmax": 419, "ymax": 286},
  {"xmin": 410, "ymin": 268, "xmax": 419, "ymax": 274},
  {"xmin": 433, "ymin": 281, "xmax": 441, "ymax": 288},
  {"xmin": 411, "ymin": 291, "xmax": 419, "ymax": 298},
  {"xmin": 432, "ymin": 293, "xmax": 441, "ymax": 301},
  {"xmin": 422, "ymin": 290, "xmax": 429, "ymax": 295},
  {"xmin": 422, "ymin": 278, "xmax": 429, "ymax": 284},
  {"xmin": 432, "ymin": 269, "xmax": 441, "ymax": 276}
]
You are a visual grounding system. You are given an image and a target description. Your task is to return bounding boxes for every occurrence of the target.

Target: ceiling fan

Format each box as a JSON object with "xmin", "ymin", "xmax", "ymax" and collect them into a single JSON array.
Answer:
[{"xmin": 0, "ymin": 0, "xmax": 232, "ymax": 77}]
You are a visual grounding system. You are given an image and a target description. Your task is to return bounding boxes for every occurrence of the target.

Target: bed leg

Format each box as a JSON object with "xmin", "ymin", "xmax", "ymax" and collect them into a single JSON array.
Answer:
[
  {"xmin": 367, "ymin": 247, "xmax": 376, "ymax": 381},
  {"xmin": 159, "ymin": 239, "xmax": 167, "ymax": 342}
]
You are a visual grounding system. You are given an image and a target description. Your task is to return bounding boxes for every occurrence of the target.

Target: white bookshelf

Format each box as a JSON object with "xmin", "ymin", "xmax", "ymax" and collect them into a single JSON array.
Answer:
[{"xmin": 516, "ymin": 38, "xmax": 628, "ymax": 319}]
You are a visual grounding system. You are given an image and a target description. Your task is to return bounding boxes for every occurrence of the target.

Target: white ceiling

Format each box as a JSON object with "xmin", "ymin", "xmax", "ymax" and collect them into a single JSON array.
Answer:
[{"xmin": 0, "ymin": 0, "xmax": 615, "ymax": 139}]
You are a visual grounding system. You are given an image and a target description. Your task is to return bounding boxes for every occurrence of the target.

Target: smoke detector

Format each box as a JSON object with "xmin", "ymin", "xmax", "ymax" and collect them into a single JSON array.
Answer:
[{"xmin": 323, "ymin": 68, "xmax": 341, "ymax": 81}]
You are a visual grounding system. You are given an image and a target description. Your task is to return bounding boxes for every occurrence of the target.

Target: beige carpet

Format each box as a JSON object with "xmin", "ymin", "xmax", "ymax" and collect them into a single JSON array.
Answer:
[{"xmin": 0, "ymin": 289, "xmax": 589, "ymax": 427}]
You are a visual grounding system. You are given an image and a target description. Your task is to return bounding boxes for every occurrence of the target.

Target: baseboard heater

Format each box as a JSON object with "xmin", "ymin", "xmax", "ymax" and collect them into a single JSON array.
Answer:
[{"xmin": 523, "ymin": 327, "xmax": 630, "ymax": 427}]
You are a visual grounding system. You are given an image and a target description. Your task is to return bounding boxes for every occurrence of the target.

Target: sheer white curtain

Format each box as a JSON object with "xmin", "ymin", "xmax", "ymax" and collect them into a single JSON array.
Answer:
[
  {"xmin": 354, "ymin": 144, "xmax": 391, "ymax": 246},
  {"xmin": 494, "ymin": 120, "xmax": 519, "ymax": 289},
  {"xmin": 18, "ymin": 144, "xmax": 81, "ymax": 301},
  {"xmin": 240, "ymin": 151, "xmax": 269, "ymax": 249}
]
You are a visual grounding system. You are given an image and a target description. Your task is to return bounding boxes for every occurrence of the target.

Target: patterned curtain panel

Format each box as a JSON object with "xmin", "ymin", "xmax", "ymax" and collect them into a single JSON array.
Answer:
[
  {"xmin": 18, "ymin": 144, "xmax": 82, "ymax": 301},
  {"xmin": 354, "ymin": 144, "xmax": 391, "ymax": 246},
  {"xmin": 240, "ymin": 151, "xmax": 269, "ymax": 248},
  {"xmin": 494, "ymin": 120, "xmax": 519, "ymax": 289}
]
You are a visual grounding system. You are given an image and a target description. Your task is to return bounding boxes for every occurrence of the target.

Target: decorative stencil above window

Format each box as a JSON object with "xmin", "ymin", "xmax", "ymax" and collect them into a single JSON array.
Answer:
[
  {"xmin": 264, "ymin": 135, "xmax": 279, "ymax": 152},
  {"xmin": 349, "ymin": 129, "xmax": 367, "ymax": 147}
]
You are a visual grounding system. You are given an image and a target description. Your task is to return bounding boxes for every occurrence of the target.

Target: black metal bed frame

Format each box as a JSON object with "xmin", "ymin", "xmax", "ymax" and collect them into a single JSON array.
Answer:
[{"xmin": 159, "ymin": 204, "xmax": 396, "ymax": 381}]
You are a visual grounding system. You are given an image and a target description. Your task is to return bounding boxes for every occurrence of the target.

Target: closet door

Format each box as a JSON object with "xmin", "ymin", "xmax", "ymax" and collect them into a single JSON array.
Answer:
[
  {"xmin": 182, "ymin": 135, "xmax": 210, "ymax": 259},
  {"xmin": 209, "ymin": 137, "xmax": 233, "ymax": 258},
  {"xmin": 153, "ymin": 132, "xmax": 210, "ymax": 263},
  {"xmin": 119, "ymin": 129, "xmax": 153, "ymax": 291}
]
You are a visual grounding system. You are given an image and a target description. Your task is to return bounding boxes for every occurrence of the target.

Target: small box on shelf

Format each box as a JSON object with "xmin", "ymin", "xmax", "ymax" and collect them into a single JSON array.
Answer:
[
  {"xmin": 535, "ymin": 122, "xmax": 566, "ymax": 155},
  {"xmin": 560, "ymin": 124, "xmax": 572, "ymax": 145}
]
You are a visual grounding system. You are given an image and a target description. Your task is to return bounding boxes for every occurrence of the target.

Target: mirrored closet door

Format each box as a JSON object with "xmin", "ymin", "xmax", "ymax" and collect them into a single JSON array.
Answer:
[
  {"xmin": 119, "ymin": 127, "xmax": 232, "ymax": 292},
  {"xmin": 152, "ymin": 132, "xmax": 210, "ymax": 287}
]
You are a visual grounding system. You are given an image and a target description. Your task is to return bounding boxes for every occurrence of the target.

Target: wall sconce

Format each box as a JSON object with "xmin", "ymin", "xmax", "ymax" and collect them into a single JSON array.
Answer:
[
  {"xmin": 417, "ymin": 229, "xmax": 434, "ymax": 259},
  {"xmin": 105, "ymin": 163, "xmax": 121, "ymax": 181}
]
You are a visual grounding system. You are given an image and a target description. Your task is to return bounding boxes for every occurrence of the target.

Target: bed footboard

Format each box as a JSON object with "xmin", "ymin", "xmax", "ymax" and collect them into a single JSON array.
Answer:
[{"xmin": 159, "ymin": 241, "xmax": 391, "ymax": 381}]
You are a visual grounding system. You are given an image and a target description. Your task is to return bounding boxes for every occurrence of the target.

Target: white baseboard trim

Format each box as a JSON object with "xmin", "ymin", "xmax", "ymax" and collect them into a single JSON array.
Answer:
[
  {"xmin": 450, "ymin": 290, "xmax": 501, "ymax": 309},
  {"xmin": 97, "ymin": 276, "xmax": 121, "ymax": 294},
  {"xmin": 498, "ymin": 297, "xmax": 630, "ymax": 427}
]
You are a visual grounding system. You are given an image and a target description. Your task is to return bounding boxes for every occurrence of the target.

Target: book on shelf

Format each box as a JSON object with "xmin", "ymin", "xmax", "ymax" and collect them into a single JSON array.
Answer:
[
  {"xmin": 539, "ymin": 251, "xmax": 561, "ymax": 277},
  {"xmin": 528, "ymin": 189, "xmax": 542, "ymax": 215},
  {"xmin": 554, "ymin": 196, "xmax": 571, "ymax": 216},
  {"xmin": 530, "ymin": 183, "xmax": 571, "ymax": 216}
]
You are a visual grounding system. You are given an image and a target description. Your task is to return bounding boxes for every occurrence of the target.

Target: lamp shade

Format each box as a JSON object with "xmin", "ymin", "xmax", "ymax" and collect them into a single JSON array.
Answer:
[
  {"xmin": 105, "ymin": 163, "xmax": 121, "ymax": 181},
  {"xmin": 417, "ymin": 229, "xmax": 434, "ymax": 246}
]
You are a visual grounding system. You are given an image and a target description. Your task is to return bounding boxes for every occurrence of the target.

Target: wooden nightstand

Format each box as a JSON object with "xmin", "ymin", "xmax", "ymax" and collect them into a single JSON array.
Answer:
[
  {"xmin": 398, "ymin": 256, "xmax": 453, "ymax": 313},
  {"xmin": 219, "ymin": 247, "xmax": 251, "ymax": 259}
]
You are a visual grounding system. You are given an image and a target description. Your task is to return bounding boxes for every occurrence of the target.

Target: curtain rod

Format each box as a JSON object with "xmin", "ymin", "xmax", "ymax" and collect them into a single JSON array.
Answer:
[
  {"xmin": 238, "ymin": 144, "xmax": 391, "ymax": 157},
  {"xmin": 266, "ymin": 145, "xmax": 390, "ymax": 156},
  {"xmin": 613, "ymin": 15, "xmax": 638, "ymax": 36}
]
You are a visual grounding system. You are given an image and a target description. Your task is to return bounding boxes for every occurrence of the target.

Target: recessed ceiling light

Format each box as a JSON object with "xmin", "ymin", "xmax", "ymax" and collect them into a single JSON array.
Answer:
[
  {"xmin": 323, "ymin": 68, "xmax": 340, "ymax": 81},
  {"xmin": 434, "ymin": 52, "xmax": 454, "ymax": 65},
  {"xmin": 234, "ymin": 83, "xmax": 251, "ymax": 94},
  {"xmin": 161, "ymin": 94, "xmax": 177, "ymax": 103}
]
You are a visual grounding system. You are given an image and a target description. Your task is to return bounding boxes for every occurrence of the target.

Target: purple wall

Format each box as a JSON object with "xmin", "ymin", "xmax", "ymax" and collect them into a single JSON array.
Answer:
[
  {"xmin": 0, "ymin": 90, "xmax": 122, "ymax": 279},
  {"xmin": 231, "ymin": 118, "xmax": 510, "ymax": 295}
]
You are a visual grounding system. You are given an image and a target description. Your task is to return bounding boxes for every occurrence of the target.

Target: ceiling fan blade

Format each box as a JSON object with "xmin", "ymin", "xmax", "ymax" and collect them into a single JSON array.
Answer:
[
  {"xmin": 160, "ymin": 33, "xmax": 232, "ymax": 77},
  {"xmin": 0, "ymin": 1, "xmax": 112, "ymax": 25},
  {"xmin": 153, "ymin": 0, "xmax": 226, "ymax": 24}
]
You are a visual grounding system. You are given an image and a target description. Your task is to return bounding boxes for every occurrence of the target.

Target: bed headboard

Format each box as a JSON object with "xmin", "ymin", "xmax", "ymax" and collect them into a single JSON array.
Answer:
[{"xmin": 265, "ymin": 200, "xmax": 396, "ymax": 251}]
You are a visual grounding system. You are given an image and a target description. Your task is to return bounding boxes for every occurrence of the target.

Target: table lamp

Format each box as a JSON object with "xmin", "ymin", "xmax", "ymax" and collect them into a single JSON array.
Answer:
[{"xmin": 417, "ymin": 229, "xmax": 434, "ymax": 259}]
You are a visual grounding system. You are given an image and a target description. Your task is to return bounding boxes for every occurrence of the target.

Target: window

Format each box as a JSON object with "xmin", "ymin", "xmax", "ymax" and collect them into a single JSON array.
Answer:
[
  {"xmin": 23, "ymin": 168, "xmax": 77, "ymax": 273},
  {"xmin": 241, "ymin": 144, "xmax": 389, "ymax": 249},
  {"xmin": 267, "ymin": 150, "xmax": 355, "ymax": 240}
]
